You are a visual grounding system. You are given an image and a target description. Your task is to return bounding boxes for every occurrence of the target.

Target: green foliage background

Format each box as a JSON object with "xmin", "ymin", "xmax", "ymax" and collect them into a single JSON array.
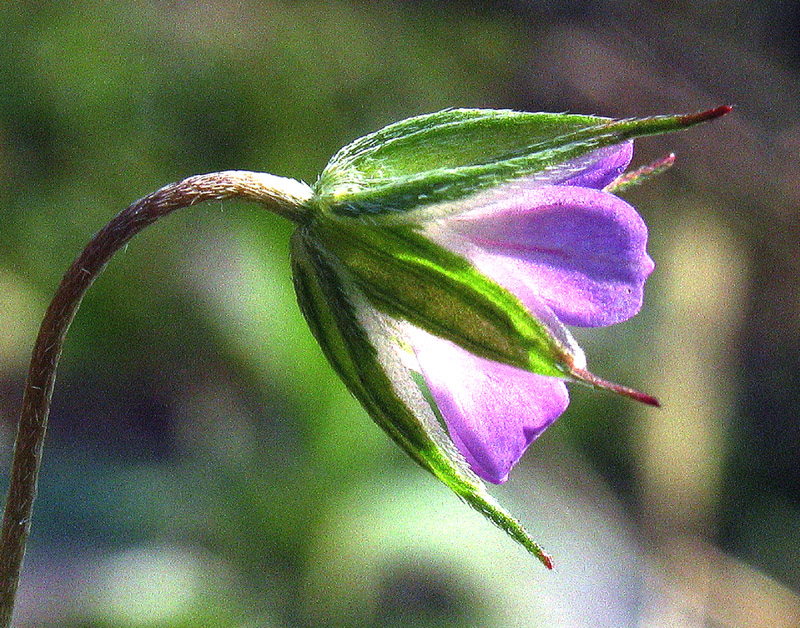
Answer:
[{"xmin": 2, "ymin": 2, "xmax": 799, "ymax": 626}]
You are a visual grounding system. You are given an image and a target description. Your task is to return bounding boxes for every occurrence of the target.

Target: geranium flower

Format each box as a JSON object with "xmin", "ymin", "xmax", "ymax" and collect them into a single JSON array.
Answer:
[{"xmin": 294, "ymin": 107, "xmax": 729, "ymax": 564}]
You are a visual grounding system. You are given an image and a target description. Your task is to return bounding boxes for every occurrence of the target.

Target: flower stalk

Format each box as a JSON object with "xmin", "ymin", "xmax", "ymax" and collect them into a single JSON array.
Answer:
[{"xmin": 0, "ymin": 172, "xmax": 312, "ymax": 627}]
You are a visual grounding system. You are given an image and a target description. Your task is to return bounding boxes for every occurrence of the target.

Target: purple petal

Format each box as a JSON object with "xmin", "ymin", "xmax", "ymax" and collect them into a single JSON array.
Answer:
[
  {"xmin": 408, "ymin": 326, "xmax": 570, "ymax": 484},
  {"xmin": 559, "ymin": 141, "xmax": 634, "ymax": 189},
  {"xmin": 475, "ymin": 142, "xmax": 634, "ymax": 195},
  {"xmin": 447, "ymin": 185, "xmax": 654, "ymax": 327}
]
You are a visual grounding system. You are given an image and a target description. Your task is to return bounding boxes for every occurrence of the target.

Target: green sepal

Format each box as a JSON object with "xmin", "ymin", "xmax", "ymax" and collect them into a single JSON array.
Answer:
[
  {"xmin": 314, "ymin": 107, "xmax": 728, "ymax": 217},
  {"xmin": 290, "ymin": 229, "xmax": 439, "ymax": 467},
  {"xmin": 605, "ymin": 153, "xmax": 676, "ymax": 193},
  {"xmin": 289, "ymin": 230, "xmax": 554, "ymax": 567},
  {"xmin": 307, "ymin": 218, "xmax": 578, "ymax": 379}
]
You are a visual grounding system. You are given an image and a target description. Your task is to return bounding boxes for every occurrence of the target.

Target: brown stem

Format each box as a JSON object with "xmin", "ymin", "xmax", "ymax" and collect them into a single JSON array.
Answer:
[{"xmin": 0, "ymin": 171, "xmax": 312, "ymax": 626}]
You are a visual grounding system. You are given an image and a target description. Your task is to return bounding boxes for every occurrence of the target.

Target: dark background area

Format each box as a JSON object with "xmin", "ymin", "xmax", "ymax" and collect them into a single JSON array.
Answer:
[{"xmin": 1, "ymin": 1, "xmax": 799, "ymax": 626}]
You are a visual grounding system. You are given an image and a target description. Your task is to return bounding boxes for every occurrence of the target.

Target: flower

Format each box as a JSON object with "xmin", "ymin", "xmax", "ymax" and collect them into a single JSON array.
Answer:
[{"xmin": 291, "ymin": 107, "xmax": 730, "ymax": 564}]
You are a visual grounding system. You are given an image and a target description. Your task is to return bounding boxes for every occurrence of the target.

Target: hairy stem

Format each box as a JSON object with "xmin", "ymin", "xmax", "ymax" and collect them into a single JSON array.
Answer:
[{"xmin": 0, "ymin": 171, "xmax": 312, "ymax": 626}]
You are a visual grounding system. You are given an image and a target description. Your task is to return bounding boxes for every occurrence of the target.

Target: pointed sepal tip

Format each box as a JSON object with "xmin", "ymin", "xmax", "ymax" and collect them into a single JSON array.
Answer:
[
  {"xmin": 569, "ymin": 366, "xmax": 660, "ymax": 407},
  {"xmin": 681, "ymin": 105, "xmax": 733, "ymax": 125}
]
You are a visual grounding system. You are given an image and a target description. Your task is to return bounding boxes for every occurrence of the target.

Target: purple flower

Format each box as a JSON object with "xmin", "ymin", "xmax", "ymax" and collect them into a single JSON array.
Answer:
[
  {"xmin": 406, "ymin": 142, "xmax": 655, "ymax": 483},
  {"xmin": 300, "ymin": 106, "xmax": 729, "ymax": 562}
]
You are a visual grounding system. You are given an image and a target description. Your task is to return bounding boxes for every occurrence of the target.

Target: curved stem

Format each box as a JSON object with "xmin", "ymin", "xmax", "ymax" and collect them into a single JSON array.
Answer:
[{"xmin": 0, "ymin": 171, "xmax": 312, "ymax": 626}]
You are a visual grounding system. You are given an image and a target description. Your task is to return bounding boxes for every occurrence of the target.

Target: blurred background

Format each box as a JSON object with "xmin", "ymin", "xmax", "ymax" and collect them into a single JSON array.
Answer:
[{"xmin": 1, "ymin": 1, "xmax": 799, "ymax": 626}]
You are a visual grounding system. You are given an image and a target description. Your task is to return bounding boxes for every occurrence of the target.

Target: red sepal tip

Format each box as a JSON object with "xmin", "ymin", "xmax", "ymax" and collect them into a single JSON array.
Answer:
[
  {"xmin": 681, "ymin": 105, "xmax": 733, "ymax": 125},
  {"xmin": 569, "ymin": 367, "xmax": 660, "ymax": 407}
]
